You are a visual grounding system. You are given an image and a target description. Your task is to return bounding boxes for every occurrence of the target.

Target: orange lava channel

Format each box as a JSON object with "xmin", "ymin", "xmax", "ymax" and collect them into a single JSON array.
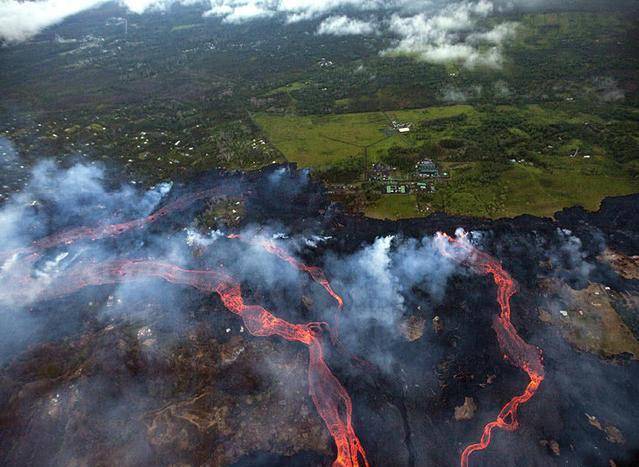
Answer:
[
  {"xmin": 437, "ymin": 233, "xmax": 545, "ymax": 467},
  {"xmin": 2, "ymin": 182, "xmax": 544, "ymax": 467},
  {"xmin": 226, "ymin": 234, "xmax": 343, "ymax": 309},
  {"xmin": 17, "ymin": 260, "xmax": 366, "ymax": 466}
]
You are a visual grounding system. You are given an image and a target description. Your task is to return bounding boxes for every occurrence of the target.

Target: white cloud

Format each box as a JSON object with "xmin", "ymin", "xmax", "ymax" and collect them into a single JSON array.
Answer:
[
  {"xmin": 0, "ymin": 0, "xmax": 521, "ymax": 70},
  {"xmin": 204, "ymin": 1, "xmax": 275, "ymax": 23},
  {"xmin": 317, "ymin": 15, "xmax": 376, "ymax": 36},
  {"xmin": 122, "ymin": 0, "xmax": 204, "ymax": 13},
  {"xmin": 383, "ymin": 1, "xmax": 517, "ymax": 69},
  {"xmin": 203, "ymin": 0, "xmax": 384, "ymax": 24},
  {"xmin": 0, "ymin": 0, "xmax": 378, "ymax": 40},
  {"xmin": 467, "ymin": 21, "xmax": 518, "ymax": 44},
  {"xmin": 0, "ymin": 0, "xmax": 108, "ymax": 42},
  {"xmin": 0, "ymin": 0, "xmax": 210, "ymax": 42}
]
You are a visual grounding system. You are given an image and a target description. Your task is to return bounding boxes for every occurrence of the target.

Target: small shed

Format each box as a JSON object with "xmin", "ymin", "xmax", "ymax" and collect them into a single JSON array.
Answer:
[{"xmin": 385, "ymin": 185, "xmax": 408, "ymax": 194}]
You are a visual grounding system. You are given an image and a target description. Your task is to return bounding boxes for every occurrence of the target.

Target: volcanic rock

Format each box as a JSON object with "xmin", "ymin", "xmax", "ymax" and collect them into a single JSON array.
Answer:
[
  {"xmin": 598, "ymin": 248, "xmax": 639, "ymax": 280},
  {"xmin": 586, "ymin": 414, "xmax": 626, "ymax": 444},
  {"xmin": 540, "ymin": 439, "xmax": 561, "ymax": 456},
  {"xmin": 2, "ymin": 169, "xmax": 639, "ymax": 467},
  {"xmin": 400, "ymin": 315, "xmax": 426, "ymax": 341},
  {"xmin": 539, "ymin": 281, "xmax": 639, "ymax": 359},
  {"xmin": 432, "ymin": 315, "xmax": 444, "ymax": 334},
  {"xmin": 0, "ymin": 319, "xmax": 331, "ymax": 466},
  {"xmin": 454, "ymin": 397, "xmax": 477, "ymax": 421}
]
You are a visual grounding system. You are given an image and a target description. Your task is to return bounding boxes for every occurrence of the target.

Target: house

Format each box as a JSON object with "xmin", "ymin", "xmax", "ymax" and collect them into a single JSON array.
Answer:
[
  {"xmin": 415, "ymin": 182, "xmax": 436, "ymax": 193},
  {"xmin": 416, "ymin": 159, "xmax": 439, "ymax": 177},
  {"xmin": 385, "ymin": 184, "xmax": 408, "ymax": 194},
  {"xmin": 370, "ymin": 162, "xmax": 391, "ymax": 180},
  {"xmin": 390, "ymin": 120, "xmax": 412, "ymax": 133}
]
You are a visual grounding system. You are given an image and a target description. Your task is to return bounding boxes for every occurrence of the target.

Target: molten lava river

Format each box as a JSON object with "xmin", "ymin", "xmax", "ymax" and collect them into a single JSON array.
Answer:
[{"xmin": 1, "ymin": 187, "xmax": 546, "ymax": 467}]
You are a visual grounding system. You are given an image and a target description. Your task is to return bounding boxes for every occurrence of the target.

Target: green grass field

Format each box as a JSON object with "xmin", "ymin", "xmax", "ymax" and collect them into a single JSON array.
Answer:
[
  {"xmin": 253, "ymin": 106, "xmax": 477, "ymax": 168},
  {"xmin": 254, "ymin": 103, "xmax": 600, "ymax": 169},
  {"xmin": 436, "ymin": 156, "xmax": 639, "ymax": 218},
  {"xmin": 364, "ymin": 194, "xmax": 420, "ymax": 220},
  {"xmin": 498, "ymin": 156, "xmax": 638, "ymax": 217},
  {"xmin": 255, "ymin": 104, "xmax": 638, "ymax": 219},
  {"xmin": 264, "ymin": 81, "xmax": 308, "ymax": 97}
]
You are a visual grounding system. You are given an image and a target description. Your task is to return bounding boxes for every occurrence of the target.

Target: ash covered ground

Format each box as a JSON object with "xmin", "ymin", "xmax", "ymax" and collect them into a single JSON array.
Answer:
[{"xmin": 0, "ymin": 162, "xmax": 638, "ymax": 467}]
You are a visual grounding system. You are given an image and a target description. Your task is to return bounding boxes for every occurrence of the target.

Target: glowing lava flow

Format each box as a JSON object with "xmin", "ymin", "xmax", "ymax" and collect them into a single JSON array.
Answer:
[
  {"xmin": 38, "ymin": 259, "xmax": 368, "ymax": 467},
  {"xmin": 436, "ymin": 233, "xmax": 544, "ymax": 467},
  {"xmin": 2, "ymin": 185, "xmax": 368, "ymax": 465},
  {"xmin": 260, "ymin": 242, "xmax": 344, "ymax": 309},
  {"xmin": 2, "ymin": 176, "xmax": 544, "ymax": 467},
  {"xmin": 0, "ymin": 186, "xmax": 230, "ymax": 265},
  {"xmin": 226, "ymin": 234, "xmax": 343, "ymax": 309},
  {"xmin": 223, "ymin": 233, "xmax": 366, "ymax": 369}
]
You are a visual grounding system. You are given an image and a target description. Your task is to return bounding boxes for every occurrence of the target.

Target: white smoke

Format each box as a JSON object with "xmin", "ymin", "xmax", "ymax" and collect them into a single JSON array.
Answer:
[
  {"xmin": 0, "ymin": 137, "xmax": 19, "ymax": 162},
  {"xmin": 185, "ymin": 227, "xmax": 224, "ymax": 247},
  {"xmin": 0, "ymin": 159, "xmax": 172, "ymax": 255}
]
